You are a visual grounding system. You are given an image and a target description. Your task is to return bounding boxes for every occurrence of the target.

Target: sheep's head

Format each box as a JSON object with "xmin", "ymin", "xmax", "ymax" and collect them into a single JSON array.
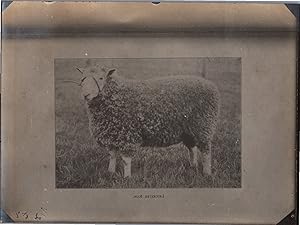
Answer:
[{"xmin": 77, "ymin": 66, "xmax": 117, "ymax": 101}]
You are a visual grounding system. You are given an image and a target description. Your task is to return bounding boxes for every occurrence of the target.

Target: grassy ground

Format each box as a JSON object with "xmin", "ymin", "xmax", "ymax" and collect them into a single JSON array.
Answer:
[{"xmin": 55, "ymin": 58, "xmax": 241, "ymax": 188}]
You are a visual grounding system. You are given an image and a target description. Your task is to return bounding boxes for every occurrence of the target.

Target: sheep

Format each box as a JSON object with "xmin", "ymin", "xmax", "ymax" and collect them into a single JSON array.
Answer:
[{"xmin": 74, "ymin": 65, "xmax": 220, "ymax": 178}]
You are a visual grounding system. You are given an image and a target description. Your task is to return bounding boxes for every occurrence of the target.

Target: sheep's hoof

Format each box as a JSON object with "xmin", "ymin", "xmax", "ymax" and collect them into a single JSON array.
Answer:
[
  {"xmin": 188, "ymin": 176, "xmax": 198, "ymax": 187},
  {"xmin": 201, "ymin": 151, "xmax": 212, "ymax": 176},
  {"xmin": 122, "ymin": 156, "xmax": 132, "ymax": 178},
  {"xmin": 143, "ymin": 178, "xmax": 151, "ymax": 188},
  {"xmin": 108, "ymin": 151, "xmax": 116, "ymax": 173},
  {"xmin": 203, "ymin": 166, "xmax": 212, "ymax": 176},
  {"xmin": 189, "ymin": 159, "xmax": 200, "ymax": 174}
]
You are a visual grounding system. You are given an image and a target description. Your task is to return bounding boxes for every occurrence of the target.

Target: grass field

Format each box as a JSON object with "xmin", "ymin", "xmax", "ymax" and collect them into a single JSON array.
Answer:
[{"xmin": 55, "ymin": 58, "xmax": 241, "ymax": 188}]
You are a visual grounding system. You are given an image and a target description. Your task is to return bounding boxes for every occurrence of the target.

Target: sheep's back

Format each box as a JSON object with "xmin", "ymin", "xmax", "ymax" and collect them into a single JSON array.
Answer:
[
  {"xmin": 131, "ymin": 76, "xmax": 220, "ymax": 146},
  {"xmin": 87, "ymin": 75, "xmax": 220, "ymax": 150}
]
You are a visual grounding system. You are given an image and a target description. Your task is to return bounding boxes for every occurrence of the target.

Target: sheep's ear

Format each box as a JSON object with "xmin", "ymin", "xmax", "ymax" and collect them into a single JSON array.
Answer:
[
  {"xmin": 77, "ymin": 68, "xmax": 84, "ymax": 74},
  {"xmin": 106, "ymin": 68, "xmax": 116, "ymax": 78}
]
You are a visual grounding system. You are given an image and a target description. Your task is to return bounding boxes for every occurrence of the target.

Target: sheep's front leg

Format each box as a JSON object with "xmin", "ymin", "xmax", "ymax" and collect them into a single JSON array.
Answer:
[
  {"xmin": 201, "ymin": 142, "xmax": 212, "ymax": 176},
  {"xmin": 122, "ymin": 156, "xmax": 132, "ymax": 178},
  {"xmin": 191, "ymin": 146, "xmax": 200, "ymax": 168},
  {"xmin": 108, "ymin": 151, "xmax": 116, "ymax": 173},
  {"xmin": 187, "ymin": 146, "xmax": 200, "ymax": 175}
]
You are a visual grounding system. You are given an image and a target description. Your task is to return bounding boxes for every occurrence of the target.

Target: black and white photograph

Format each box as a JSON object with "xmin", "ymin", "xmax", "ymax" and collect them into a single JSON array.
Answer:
[
  {"xmin": 2, "ymin": 1, "xmax": 298, "ymax": 223},
  {"xmin": 55, "ymin": 58, "xmax": 241, "ymax": 188}
]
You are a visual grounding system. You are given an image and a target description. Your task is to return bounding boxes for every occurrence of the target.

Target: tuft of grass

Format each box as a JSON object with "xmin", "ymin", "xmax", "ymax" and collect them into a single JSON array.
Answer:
[{"xmin": 55, "ymin": 60, "xmax": 241, "ymax": 188}]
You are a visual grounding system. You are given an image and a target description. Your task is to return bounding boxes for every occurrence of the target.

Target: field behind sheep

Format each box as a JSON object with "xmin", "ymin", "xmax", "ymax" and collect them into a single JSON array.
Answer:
[{"xmin": 55, "ymin": 58, "xmax": 241, "ymax": 188}]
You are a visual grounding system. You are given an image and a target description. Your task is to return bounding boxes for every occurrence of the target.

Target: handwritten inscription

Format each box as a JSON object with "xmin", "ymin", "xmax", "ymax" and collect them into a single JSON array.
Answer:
[
  {"xmin": 15, "ymin": 207, "xmax": 47, "ymax": 221},
  {"xmin": 133, "ymin": 194, "xmax": 165, "ymax": 199}
]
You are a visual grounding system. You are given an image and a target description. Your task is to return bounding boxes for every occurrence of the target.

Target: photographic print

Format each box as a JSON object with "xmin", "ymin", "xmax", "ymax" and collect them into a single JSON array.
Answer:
[{"xmin": 55, "ymin": 58, "xmax": 241, "ymax": 188}]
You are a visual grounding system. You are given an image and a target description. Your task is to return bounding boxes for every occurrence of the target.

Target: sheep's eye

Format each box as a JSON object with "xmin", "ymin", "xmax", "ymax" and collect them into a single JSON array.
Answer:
[{"xmin": 99, "ymin": 77, "xmax": 103, "ymax": 80}]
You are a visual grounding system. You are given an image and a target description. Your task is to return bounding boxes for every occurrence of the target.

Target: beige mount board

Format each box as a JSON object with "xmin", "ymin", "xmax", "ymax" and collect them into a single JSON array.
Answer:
[{"xmin": 1, "ymin": 2, "xmax": 296, "ymax": 223}]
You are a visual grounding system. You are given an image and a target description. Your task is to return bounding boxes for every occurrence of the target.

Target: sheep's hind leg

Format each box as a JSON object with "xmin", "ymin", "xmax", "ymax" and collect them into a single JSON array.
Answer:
[
  {"xmin": 187, "ymin": 148, "xmax": 194, "ymax": 167},
  {"xmin": 108, "ymin": 151, "xmax": 116, "ymax": 173},
  {"xmin": 122, "ymin": 156, "xmax": 132, "ymax": 178},
  {"xmin": 181, "ymin": 133, "xmax": 198, "ymax": 168},
  {"xmin": 191, "ymin": 146, "xmax": 200, "ymax": 174}
]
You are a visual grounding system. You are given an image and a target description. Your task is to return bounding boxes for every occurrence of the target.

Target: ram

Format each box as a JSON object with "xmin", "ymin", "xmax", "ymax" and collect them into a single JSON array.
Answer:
[{"xmin": 71, "ymin": 65, "xmax": 220, "ymax": 178}]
